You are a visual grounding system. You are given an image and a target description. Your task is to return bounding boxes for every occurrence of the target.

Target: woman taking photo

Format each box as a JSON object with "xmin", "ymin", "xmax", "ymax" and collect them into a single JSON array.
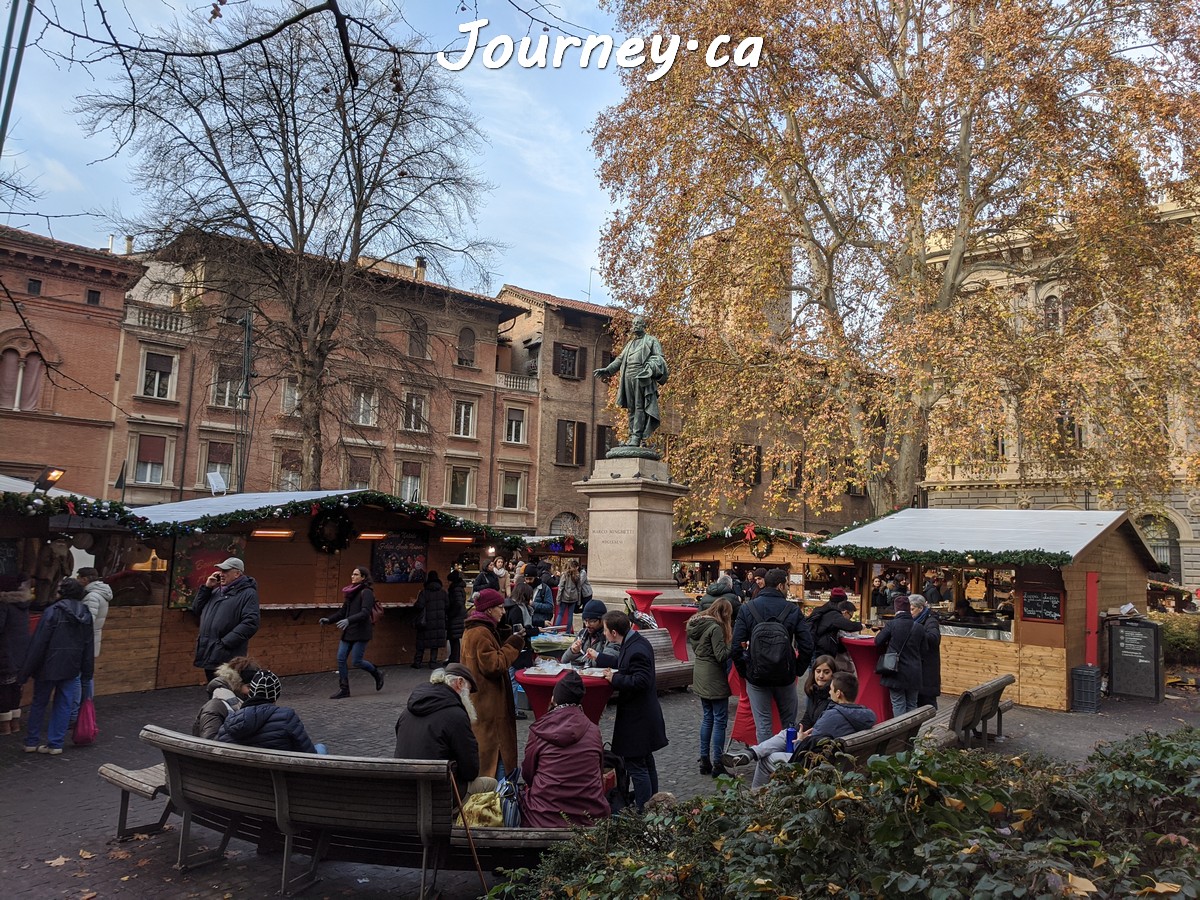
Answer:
[{"xmin": 320, "ymin": 566, "xmax": 384, "ymax": 699}]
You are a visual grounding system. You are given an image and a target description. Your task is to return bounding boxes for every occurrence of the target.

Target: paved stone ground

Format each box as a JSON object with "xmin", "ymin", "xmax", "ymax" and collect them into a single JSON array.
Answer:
[{"xmin": 2, "ymin": 663, "xmax": 1197, "ymax": 899}]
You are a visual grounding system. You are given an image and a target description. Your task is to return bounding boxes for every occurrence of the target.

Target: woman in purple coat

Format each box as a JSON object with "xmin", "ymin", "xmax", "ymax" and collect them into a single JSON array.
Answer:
[{"xmin": 519, "ymin": 672, "xmax": 610, "ymax": 828}]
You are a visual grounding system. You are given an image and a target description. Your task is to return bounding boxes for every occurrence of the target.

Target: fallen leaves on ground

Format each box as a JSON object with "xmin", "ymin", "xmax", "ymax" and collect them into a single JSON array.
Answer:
[
  {"xmin": 107, "ymin": 849, "xmax": 132, "ymax": 860},
  {"xmin": 78, "ymin": 849, "xmax": 95, "ymax": 859},
  {"xmin": 45, "ymin": 856, "xmax": 69, "ymax": 867}
]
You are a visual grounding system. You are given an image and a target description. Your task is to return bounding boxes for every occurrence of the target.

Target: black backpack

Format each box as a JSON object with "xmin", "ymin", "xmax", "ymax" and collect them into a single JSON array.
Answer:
[{"xmin": 746, "ymin": 602, "xmax": 797, "ymax": 685}]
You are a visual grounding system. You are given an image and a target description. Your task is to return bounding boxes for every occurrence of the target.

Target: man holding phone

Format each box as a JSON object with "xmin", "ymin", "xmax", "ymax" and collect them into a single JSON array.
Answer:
[{"xmin": 192, "ymin": 558, "xmax": 261, "ymax": 682}]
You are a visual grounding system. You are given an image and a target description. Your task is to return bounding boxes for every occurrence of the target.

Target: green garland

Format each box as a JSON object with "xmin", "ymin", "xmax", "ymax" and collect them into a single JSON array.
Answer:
[
  {"xmin": 0, "ymin": 489, "xmax": 527, "ymax": 552},
  {"xmin": 804, "ymin": 541, "xmax": 1075, "ymax": 569}
]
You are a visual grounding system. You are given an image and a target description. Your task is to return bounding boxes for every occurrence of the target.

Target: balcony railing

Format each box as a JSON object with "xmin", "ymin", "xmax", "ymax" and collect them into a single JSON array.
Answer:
[
  {"xmin": 497, "ymin": 372, "xmax": 537, "ymax": 393},
  {"xmin": 127, "ymin": 302, "xmax": 191, "ymax": 334}
]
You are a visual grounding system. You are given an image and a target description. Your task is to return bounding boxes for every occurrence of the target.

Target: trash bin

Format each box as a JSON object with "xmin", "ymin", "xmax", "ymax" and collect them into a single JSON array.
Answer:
[{"xmin": 1071, "ymin": 664, "xmax": 1102, "ymax": 714}]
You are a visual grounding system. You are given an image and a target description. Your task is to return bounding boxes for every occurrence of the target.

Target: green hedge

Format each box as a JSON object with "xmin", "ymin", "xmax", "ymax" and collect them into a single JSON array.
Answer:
[
  {"xmin": 492, "ymin": 728, "xmax": 1200, "ymax": 899},
  {"xmin": 1148, "ymin": 613, "xmax": 1200, "ymax": 667}
]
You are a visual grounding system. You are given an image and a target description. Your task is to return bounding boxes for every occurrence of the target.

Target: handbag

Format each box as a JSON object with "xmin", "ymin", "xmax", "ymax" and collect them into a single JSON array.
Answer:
[
  {"xmin": 496, "ymin": 767, "xmax": 522, "ymax": 827},
  {"xmin": 875, "ymin": 627, "xmax": 914, "ymax": 676},
  {"xmin": 73, "ymin": 697, "xmax": 98, "ymax": 746},
  {"xmin": 370, "ymin": 601, "xmax": 384, "ymax": 625}
]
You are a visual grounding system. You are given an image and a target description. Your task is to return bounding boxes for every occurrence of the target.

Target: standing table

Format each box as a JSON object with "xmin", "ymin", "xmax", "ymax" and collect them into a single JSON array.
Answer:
[
  {"xmin": 727, "ymin": 667, "xmax": 782, "ymax": 746},
  {"xmin": 652, "ymin": 604, "xmax": 698, "ymax": 661},
  {"xmin": 839, "ymin": 634, "xmax": 893, "ymax": 723},
  {"xmin": 513, "ymin": 669, "xmax": 614, "ymax": 724}
]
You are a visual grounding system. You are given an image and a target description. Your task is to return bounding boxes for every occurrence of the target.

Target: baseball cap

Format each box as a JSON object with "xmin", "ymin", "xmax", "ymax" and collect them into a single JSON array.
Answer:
[{"xmin": 215, "ymin": 557, "xmax": 245, "ymax": 571}]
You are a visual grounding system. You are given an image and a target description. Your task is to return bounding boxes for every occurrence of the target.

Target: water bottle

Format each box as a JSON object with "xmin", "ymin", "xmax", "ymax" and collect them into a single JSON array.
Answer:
[{"xmin": 785, "ymin": 727, "xmax": 797, "ymax": 753}]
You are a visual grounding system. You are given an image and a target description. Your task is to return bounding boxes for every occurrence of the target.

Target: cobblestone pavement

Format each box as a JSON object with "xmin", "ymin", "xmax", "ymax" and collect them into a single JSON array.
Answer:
[{"xmin": 2, "ymin": 662, "xmax": 1197, "ymax": 899}]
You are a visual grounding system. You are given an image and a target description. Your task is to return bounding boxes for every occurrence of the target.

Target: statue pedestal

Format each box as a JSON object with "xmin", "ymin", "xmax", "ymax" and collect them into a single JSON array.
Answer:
[{"xmin": 575, "ymin": 457, "xmax": 690, "ymax": 607}]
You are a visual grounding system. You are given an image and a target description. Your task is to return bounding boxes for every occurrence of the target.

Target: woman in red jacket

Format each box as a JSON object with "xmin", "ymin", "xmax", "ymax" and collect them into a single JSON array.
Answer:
[{"xmin": 520, "ymin": 671, "xmax": 610, "ymax": 828}]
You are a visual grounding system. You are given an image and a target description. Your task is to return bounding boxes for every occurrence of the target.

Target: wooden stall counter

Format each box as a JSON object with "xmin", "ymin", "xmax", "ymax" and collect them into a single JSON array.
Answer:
[{"xmin": 839, "ymin": 634, "xmax": 893, "ymax": 723}]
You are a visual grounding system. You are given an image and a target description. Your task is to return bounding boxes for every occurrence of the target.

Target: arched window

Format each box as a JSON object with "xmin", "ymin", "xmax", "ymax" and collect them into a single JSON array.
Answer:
[
  {"xmin": 0, "ymin": 348, "xmax": 44, "ymax": 411},
  {"xmin": 408, "ymin": 316, "xmax": 428, "ymax": 358},
  {"xmin": 550, "ymin": 512, "xmax": 582, "ymax": 536},
  {"xmin": 456, "ymin": 327, "xmax": 477, "ymax": 367},
  {"xmin": 1138, "ymin": 514, "xmax": 1181, "ymax": 583}
]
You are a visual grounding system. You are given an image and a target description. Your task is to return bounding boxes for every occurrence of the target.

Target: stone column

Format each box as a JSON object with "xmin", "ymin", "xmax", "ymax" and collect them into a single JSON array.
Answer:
[{"xmin": 575, "ymin": 457, "xmax": 690, "ymax": 606}]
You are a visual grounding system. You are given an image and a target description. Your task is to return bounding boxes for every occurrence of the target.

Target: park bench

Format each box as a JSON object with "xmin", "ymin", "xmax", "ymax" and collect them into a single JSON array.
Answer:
[
  {"xmin": 99, "ymin": 726, "xmax": 574, "ymax": 897},
  {"xmin": 96, "ymin": 761, "xmax": 174, "ymax": 840},
  {"xmin": 922, "ymin": 674, "xmax": 1016, "ymax": 748},
  {"xmin": 835, "ymin": 704, "xmax": 937, "ymax": 766},
  {"xmin": 641, "ymin": 626, "xmax": 694, "ymax": 691}
]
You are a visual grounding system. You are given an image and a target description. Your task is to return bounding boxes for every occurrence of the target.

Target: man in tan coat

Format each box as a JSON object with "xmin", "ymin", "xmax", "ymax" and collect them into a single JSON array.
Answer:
[{"xmin": 460, "ymin": 588, "xmax": 524, "ymax": 778}]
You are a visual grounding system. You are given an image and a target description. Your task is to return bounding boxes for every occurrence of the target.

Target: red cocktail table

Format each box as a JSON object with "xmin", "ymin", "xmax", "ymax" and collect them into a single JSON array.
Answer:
[
  {"xmin": 653, "ymin": 604, "xmax": 698, "ymax": 661},
  {"xmin": 513, "ymin": 669, "xmax": 614, "ymax": 724},
  {"xmin": 839, "ymin": 634, "xmax": 894, "ymax": 723}
]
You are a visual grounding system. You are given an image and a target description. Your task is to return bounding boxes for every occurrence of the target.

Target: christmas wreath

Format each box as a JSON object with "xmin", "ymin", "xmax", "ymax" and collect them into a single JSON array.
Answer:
[
  {"xmin": 309, "ymin": 510, "xmax": 357, "ymax": 554},
  {"xmin": 748, "ymin": 536, "xmax": 774, "ymax": 559}
]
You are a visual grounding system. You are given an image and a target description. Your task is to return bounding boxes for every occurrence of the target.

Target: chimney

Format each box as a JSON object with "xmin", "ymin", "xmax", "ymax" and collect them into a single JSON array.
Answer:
[
  {"xmin": 107, "ymin": 234, "xmax": 114, "ymax": 253},
  {"xmin": 124, "ymin": 235, "xmax": 134, "ymax": 255},
  {"xmin": 414, "ymin": 256, "xmax": 427, "ymax": 282}
]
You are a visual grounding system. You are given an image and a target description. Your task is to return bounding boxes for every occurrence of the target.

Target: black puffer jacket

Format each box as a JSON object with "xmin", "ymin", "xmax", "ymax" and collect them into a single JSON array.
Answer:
[
  {"xmin": 394, "ymin": 681, "xmax": 479, "ymax": 794},
  {"xmin": 19, "ymin": 597, "xmax": 93, "ymax": 683},
  {"xmin": 414, "ymin": 577, "xmax": 448, "ymax": 651},
  {"xmin": 192, "ymin": 575, "xmax": 260, "ymax": 669},
  {"xmin": 446, "ymin": 574, "xmax": 467, "ymax": 640},
  {"xmin": 327, "ymin": 585, "xmax": 375, "ymax": 643},
  {"xmin": 217, "ymin": 700, "xmax": 316, "ymax": 752},
  {"xmin": 809, "ymin": 602, "xmax": 863, "ymax": 657},
  {"xmin": 0, "ymin": 600, "xmax": 31, "ymax": 678},
  {"xmin": 874, "ymin": 612, "xmax": 924, "ymax": 692}
]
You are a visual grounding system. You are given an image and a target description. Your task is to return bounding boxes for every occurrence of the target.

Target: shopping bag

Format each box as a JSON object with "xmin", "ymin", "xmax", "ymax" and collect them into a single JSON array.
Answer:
[
  {"xmin": 456, "ymin": 790, "xmax": 504, "ymax": 827},
  {"xmin": 73, "ymin": 697, "xmax": 98, "ymax": 746}
]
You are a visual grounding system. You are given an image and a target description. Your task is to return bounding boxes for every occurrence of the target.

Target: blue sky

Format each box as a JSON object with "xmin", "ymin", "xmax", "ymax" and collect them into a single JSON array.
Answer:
[{"xmin": 1, "ymin": 1, "xmax": 623, "ymax": 304}]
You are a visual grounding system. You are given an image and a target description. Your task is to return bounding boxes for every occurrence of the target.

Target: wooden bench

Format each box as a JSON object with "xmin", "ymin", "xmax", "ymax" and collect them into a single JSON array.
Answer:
[
  {"xmin": 836, "ymin": 705, "xmax": 937, "ymax": 766},
  {"xmin": 641, "ymin": 626, "xmax": 694, "ymax": 691},
  {"xmin": 922, "ymin": 674, "xmax": 1016, "ymax": 748},
  {"xmin": 96, "ymin": 761, "xmax": 174, "ymax": 840},
  {"xmin": 105, "ymin": 726, "xmax": 574, "ymax": 897}
]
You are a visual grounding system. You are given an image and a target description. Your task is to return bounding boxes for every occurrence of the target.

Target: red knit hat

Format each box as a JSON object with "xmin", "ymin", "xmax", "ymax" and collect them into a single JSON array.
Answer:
[{"xmin": 474, "ymin": 588, "xmax": 505, "ymax": 611}]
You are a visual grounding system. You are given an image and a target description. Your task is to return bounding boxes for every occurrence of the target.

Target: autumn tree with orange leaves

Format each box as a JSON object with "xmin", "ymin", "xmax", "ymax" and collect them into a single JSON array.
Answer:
[{"xmin": 594, "ymin": 0, "xmax": 1200, "ymax": 524}]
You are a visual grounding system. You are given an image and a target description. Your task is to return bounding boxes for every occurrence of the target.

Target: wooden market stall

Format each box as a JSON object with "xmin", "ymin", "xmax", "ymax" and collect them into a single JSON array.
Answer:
[
  {"xmin": 815, "ymin": 508, "xmax": 1159, "ymax": 711},
  {"xmin": 130, "ymin": 490, "xmax": 527, "ymax": 688},
  {"xmin": 673, "ymin": 527, "xmax": 857, "ymax": 606}
]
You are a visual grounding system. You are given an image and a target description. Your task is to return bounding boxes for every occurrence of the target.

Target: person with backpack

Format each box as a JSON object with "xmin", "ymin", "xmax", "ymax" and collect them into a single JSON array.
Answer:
[
  {"xmin": 19, "ymin": 577, "xmax": 93, "ymax": 754},
  {"xmin": 731, "ymin": 568, "xmax": 813, "ymax": 788}
]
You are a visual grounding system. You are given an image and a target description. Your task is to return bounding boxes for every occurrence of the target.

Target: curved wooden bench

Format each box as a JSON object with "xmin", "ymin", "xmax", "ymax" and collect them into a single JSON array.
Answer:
[
  {"xmin": 923, "ymin": 675, "xmax": 1016, "ymax": 748},
  {"xmin": 837, "ymin": 705, "xmax": 937, "ymax": 766},
  {"xmin": 97, "ymin": 762, "xmax": 173, "ymax": 840},
  {"xmin": 641, "ymin": 627, "xmax": 694, "ymax": 691},
  {"xmin": 128, "ymin": 726, "xmax": 573, "ymax": 897}
]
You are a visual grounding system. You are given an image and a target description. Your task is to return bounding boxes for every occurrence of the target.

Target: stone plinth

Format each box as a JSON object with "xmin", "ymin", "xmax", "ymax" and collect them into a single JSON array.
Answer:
[{"xmin": 574, "ymin": 457, "xmax": 690, "ymax": 607}]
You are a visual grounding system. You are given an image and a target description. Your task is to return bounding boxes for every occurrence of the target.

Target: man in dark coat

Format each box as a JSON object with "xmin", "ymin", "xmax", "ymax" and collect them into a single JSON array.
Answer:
[
  {"xmin": 412, "ymin": 571, "xmax": 449, "ymax": 669},
  {"xmin": 597, "ymin": 611, "xmax": 668, "ymax": 813},
  {"xmin": 808, "ymin": 589, "xmax": 863, "ymax": 658},
  {"xmin": 731, "ymin": 568, "xmax": 814, "ymax": 788},
  {"xmin": 217, "ymin": 670, "xmax": 319, "ymax": 753},
  {"xmin": 192, "ymin": 557, "xmax": 260, "ymax": 682},
  {"xmin": 910, "ymin": 595, "xmax": 942, "ymax": 709},
  {"xmin": 874, "ymin": 595, "xmax": 924, "ymax": 716},
  {"xmin": 394, "ymin": 663, "xmax": 481, "ymax": 797},
  {"xmin": 20, "ymin": 577, "xmax": 93, "ymax": 753}
]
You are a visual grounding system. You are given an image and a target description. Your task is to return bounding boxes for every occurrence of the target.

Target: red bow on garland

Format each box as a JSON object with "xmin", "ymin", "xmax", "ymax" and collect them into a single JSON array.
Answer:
[
  {"xmin": 311, "ymin": 503, "xmax": 320, "ymax": 516},
  {"xmin": 743, "ymin": 523, "xmax": 757, "ymax": 542},
  {"xmin": 66, "ymin": 501, "xmax": 77, "ymax": 516},
  {"xmin": 427, "ymin": 509, "xmax": 438, "ymax": 521},
  {"xmin": 564, "ymin": 536, "xmax": 575, "ymax": 552}
]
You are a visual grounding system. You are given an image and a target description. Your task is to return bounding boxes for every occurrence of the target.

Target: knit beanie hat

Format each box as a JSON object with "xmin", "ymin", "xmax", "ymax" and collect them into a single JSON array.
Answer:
[
  {"xmin": 247, "ymin": 670, "xmax": 283, "ymax": 703},
  {"xmin": 474, "ymin": 588, "xmax": 505, "ymax": 612},
  {"xmin": 581, "ymin": 599, "xmax": 608, "ymax": 620},
  {"xmin": 830, "ymin": 588, "xmax": 848, "ymax": 601},
  {"xmin": 893, "ymin": 596, "xmax": 912, "ymax": 613},
  {"xmin": 552, "ymin": 670, "xmax": 585, "ymax": 707}
]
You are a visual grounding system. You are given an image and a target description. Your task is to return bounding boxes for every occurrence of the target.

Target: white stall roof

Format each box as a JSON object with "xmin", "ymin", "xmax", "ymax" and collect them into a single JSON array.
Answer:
[
  {"xmin": 132, "ymin": 489, "xmax": 365, "ymax": 524},
  {"xmin": 823, "ymin": 508, "xmax": 1153, "ymax": 564},
  {"xmin": 0, "ymin": 473, "xmax": 92, "ymax": 500}
]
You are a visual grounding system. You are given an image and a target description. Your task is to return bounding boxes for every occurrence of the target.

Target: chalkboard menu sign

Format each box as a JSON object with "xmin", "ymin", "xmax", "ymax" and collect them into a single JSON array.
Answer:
[
  {"xmin": 1109, "ymin": 619, "xmax": 1164, "ymax": 702},
  {"xmin": 1021, "ymin": 590, "xmax": 1062, "ymax": 622}
]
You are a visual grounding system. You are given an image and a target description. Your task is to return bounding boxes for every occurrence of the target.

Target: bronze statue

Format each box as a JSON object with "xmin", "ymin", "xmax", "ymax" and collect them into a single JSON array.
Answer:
[{"xmin": 593, "ymin": 316, "xmax": 669, "ymax": 451}]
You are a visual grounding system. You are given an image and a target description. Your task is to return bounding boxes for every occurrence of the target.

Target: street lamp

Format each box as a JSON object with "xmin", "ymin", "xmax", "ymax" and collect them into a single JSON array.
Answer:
[{"xmin": 32, "ymin": 465, "xmax": 66, "ymax": 494}]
